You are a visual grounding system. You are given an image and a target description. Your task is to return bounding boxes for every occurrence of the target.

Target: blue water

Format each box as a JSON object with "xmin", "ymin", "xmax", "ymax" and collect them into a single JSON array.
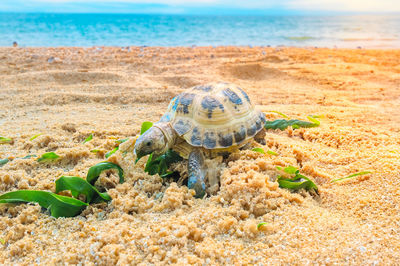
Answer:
[{"xmin": 0, "ymin": 13, "xmax": 400, "ymax": 48}]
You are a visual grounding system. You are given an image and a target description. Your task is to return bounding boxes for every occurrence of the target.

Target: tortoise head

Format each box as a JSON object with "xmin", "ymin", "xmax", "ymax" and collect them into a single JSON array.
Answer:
[{"xmin": 134, "ymin": 126, "xmax": 166, "ymax": 160}]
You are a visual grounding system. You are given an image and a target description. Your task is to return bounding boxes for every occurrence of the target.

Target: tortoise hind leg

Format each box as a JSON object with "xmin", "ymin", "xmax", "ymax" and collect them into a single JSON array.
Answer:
[
  {"xmin": 188, "ymin": 149, "xmax": 206, "ymax": 198},
  {"xmin": 254, "ymin": 129, "xmax": 266, "ymax": 145}
]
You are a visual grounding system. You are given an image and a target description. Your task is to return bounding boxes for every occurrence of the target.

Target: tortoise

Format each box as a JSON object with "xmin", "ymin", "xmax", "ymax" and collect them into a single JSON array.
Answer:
[{"xmin": 134, "ymin": 82, "xmax": 266, "ymax": 198}]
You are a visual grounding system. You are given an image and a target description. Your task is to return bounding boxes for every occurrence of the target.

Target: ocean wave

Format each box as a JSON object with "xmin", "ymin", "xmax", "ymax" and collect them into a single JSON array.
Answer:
[
  {"xmin": 1, "ymin": 13, "xmax": 400, "ymax": 48},
  {"xmin": 341, "ymin": 37, "xmax": 398, "ymax": 42},
  {"xmin": 284, "ymin": 36, "xmax": 316, "ymax": 41}
]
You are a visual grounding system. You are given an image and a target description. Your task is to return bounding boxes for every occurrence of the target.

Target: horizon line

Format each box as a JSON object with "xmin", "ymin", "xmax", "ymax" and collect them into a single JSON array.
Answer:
[{"xmin": 1, "ymin": 10, "xmax": 400, "ymax": 15}]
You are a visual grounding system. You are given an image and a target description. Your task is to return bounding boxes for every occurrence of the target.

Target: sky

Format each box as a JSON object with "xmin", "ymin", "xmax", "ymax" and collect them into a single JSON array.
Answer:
[{"xmin": 0, "ymin": 0, "xmax": 399, "ymax": 14}]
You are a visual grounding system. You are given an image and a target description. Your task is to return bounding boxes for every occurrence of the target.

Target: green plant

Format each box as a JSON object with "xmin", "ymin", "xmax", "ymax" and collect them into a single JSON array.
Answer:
[
  {"xmin": 37, "ymin": 152, "xmax": 60, "ymax": 163},
  {"xmin": 105, "ymin": 147, "xmax": 118, "ymax": 158},
  {"xmin": 257, "ymin": 222, "xmax": 268, "ymax": 230},
  {"xmin": 0, "ymin": 161, "xmax": 124, "ymax": 218},
  {"xmin": 266, "ymin": 111, "xmax": 290, "ymax": 119},
  {"xmin": 55, "ymin": 176, "xmax": 111, "ymax": 203},
  {"xmin": 140, "ymin": 122, "xmax": 153, "ymax": 134},
  {"xmin": 83, "ymin": 133, "xmax": 93, "ymax": 144},
  {"xmin": 265, "ymin": 116, "xmax": 320, "ymax": 130},
  {"xmin": 252, "ymin": 147, "xmax": 265, "ymax": 154},
  {"xmin": 86, "ymin": 162, "xmax": 124, "ymax": 185},
  {"xmin": 30, "ymin": 134, "xmax": 42, "ymax": 141},
  {"xmin": 22, "ymin": 155, "xmax": 37, "ymax": 159},
  {"xmin": 0, "ymin": 158, "xmax": 9, "ymax": 166},
  {"xmin": 267, "ymin": 150, "xmax": 278, "ymax": 156},
  {"xmin": 331, "ymin": 171, "xmax": 372, "ymax": 183},
  {"xmin": 116, "ymin": 138, "xmax": 129, "ymax": 144},
  {"xmin": 0, "ymin": 190, "xmax": 88, "ymax": 218},
  {"xmin": 251, "ymin": 148, "xmax": 279, "ymax": 156},
  {"xmin": 276, "ymin": 166, "xmax": 318, "ymax": 194},
  {"xmin": 104, "ymin": 135, "xmax": 134, "ymax": 159},
  {"xmin": 0, "ymin": 137, "xmax": 12, "ymax": 144},
  {"xmin": 144, "ymin": 150, "xmax": 182, "ymax": 177}
]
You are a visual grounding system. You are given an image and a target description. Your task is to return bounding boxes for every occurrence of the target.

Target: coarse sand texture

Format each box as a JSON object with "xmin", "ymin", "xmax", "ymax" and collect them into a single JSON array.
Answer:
[{"xmin": 0, "ymin": 47, "xmax": 400, "ymax": 264}]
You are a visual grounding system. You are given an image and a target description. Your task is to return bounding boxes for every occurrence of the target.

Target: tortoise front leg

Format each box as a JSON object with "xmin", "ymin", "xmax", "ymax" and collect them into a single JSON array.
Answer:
[{"xmin": 188, "ymin": 149, "xmax": 206, "ymax": 198}]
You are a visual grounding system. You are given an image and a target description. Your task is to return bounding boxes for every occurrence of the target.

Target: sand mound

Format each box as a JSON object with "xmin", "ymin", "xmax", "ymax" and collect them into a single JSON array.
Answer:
[
  {"xmin": 220, "ymin": 63, "xmax": 289, "ymax": 81},
  {"xmin": 159, "ymin": 75, "xmax": 199, "ymax": 88},
  {"xmin": 6, "ymin": 71, "xmax": 123, "ymax": 86}
]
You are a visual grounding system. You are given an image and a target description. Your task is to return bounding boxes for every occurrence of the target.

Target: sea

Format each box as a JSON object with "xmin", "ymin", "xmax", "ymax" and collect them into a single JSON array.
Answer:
[{"xmin": 0, "ymin": 13, "xmax": 399, "ymax": 48}]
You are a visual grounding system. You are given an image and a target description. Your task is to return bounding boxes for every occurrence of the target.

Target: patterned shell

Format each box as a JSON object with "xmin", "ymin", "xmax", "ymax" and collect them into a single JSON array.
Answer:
[{"xmin": 158, "ymin": 83, "xmax": 266, "ymax": 150}]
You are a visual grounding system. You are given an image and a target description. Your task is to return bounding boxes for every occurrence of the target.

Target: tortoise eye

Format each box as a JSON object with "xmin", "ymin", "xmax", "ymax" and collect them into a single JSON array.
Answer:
[{"xmin": 146, "ymin": 141, "xmax": 152, "ymax": 147}]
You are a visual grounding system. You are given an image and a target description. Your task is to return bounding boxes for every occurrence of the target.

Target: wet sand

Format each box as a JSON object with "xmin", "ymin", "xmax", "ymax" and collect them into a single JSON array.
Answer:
[{"xmin": 0, "ymin": 46, "xmax": 400, "ymax": 264}]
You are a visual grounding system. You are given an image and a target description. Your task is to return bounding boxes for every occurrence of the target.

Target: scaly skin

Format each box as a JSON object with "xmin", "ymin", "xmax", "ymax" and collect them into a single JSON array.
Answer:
[
  {"xmin": 187, "ymin": 149, "xmax": 206, "ymax": 198},
  {"xmin": 134, "ymin": 123, "xmax": 175, "ymax": 159},
  {"xmin": 134, "ymin": 124, "xmax": 208, "ymax": 198}
]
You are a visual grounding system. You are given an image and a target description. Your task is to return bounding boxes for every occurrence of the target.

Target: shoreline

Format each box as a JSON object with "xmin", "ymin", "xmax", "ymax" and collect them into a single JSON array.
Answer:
[{"xmin": 2, "ymin": 45, "xmax": 400, "ymax": 49}]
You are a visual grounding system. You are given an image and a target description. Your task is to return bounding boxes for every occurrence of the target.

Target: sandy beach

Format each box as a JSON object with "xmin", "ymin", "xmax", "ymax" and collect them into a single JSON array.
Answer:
[{"xmin": 0, "ymin": 46, "xmax": 400, "ymax": 264}]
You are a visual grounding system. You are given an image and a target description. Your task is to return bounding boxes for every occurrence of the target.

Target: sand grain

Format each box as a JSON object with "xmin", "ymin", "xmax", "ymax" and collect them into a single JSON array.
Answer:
[{"xmin": 0, "ymin": 46, "xmax": 400, "ymax": 264}]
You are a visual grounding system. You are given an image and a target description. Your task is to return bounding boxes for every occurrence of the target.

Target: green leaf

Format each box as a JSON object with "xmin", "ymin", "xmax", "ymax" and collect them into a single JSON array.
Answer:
[
  {"xmin": 55, "ymin": 176, "xmax": 111, "ymax": 203},
  {"xmin": 135, "ymin": 156, "xmax": 141, "ymax": 164},
  {"xmin": 277, "ymin": 166, "xmax": 318, "ymax": 193},
  {"xmin": 83, "ymin": 134, "xmax": 93, "ymax": 144},
  {"xmin": 160, "ymin": 171, "xmax": 174, "ymax": 178},
  {"xmin": 37, "ymin": 152, "xmax": 60, "ymax": 163},
  {"xmin": 30, "ymin": 134, "xmax": 42, "ymax": 141},
  {"xmin": 144, "ymin": 150, "xmax": 182, "ymax": 177},
  {"xmin": 257, "ymin": 222, "xmax": 268, "ymax": 230},
  {"xmin": 21, "ymin": 155, "xmax": 37, "ymax": 159},
  {"xmin": 0, "ymin": 137, "xmax": 12, "ymax": 144},
  {"xmin": 266, "ymin": 111, "xmax": 290, "ymax": 119},
  {"xmin": 267, "ymin": 150, "xmax": 279, "ymax": 156},
  {"xmin": 105, "ymin": 147, "xmax": 119, "ymax": 158},
  {"xmin": 140, "ymin": 121, "xmax": 153, "ymax": 135},
  {"xmin": 105, "ymin": 137, "xmax": 130, "ymax": 158},
  {"xmin": 37, "ymin": 152, "xmax": 60, "ymax": 162},
  {"xmin": 264, "ymin": 119, "xmax": 319, "ymax": 130},
  {"xmin": 86, "ymin": 162, "xmax": 124, "ymax": 185},
  {"xmin": 331, "ymin": 171, "xmax": 372, "ymax": 183},
  {"xmin": 143, "ymin": 153, "xmax": 154, "ymax": 172},
  {"xmin": 282, "ymin": 165, "xmax": 299, "ymax": 175},
  {"xmin": 0, "ymin": 238, "xmax": 4, "ymax": 245},
  {"xmin": 278, "ymin": 175, "xmax": 318, "ymax": 192},
  {"xmin": 116, "ymin": 138, "xmax": 129, "ymax": 144},
  {"xmin": 252, "ymin": 148, "xmax": 265, "ymax": 154},
  {"xmin": 309, "ymin": 115, "xmax": 324, "ymax": 119},
  {"xmin": 0, "ymin": 190, "xmax": 87, "ymax": 218},
  {"xmin": 90, "ymin": 149, "xmax": 100, "ymax": 153},
  {"xmin": 0, "ymin": 158, "xmax": 9, "ymax": 166},
  {"xmin": 307, "ymin": 115, "xmax": 321, "ymax": 126}
]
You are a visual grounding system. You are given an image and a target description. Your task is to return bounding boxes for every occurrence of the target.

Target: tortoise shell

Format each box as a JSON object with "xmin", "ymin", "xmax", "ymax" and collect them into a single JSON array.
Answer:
[{"xmin": 158, "ymin": 83, "xmax": 266, "ymax": 150}]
